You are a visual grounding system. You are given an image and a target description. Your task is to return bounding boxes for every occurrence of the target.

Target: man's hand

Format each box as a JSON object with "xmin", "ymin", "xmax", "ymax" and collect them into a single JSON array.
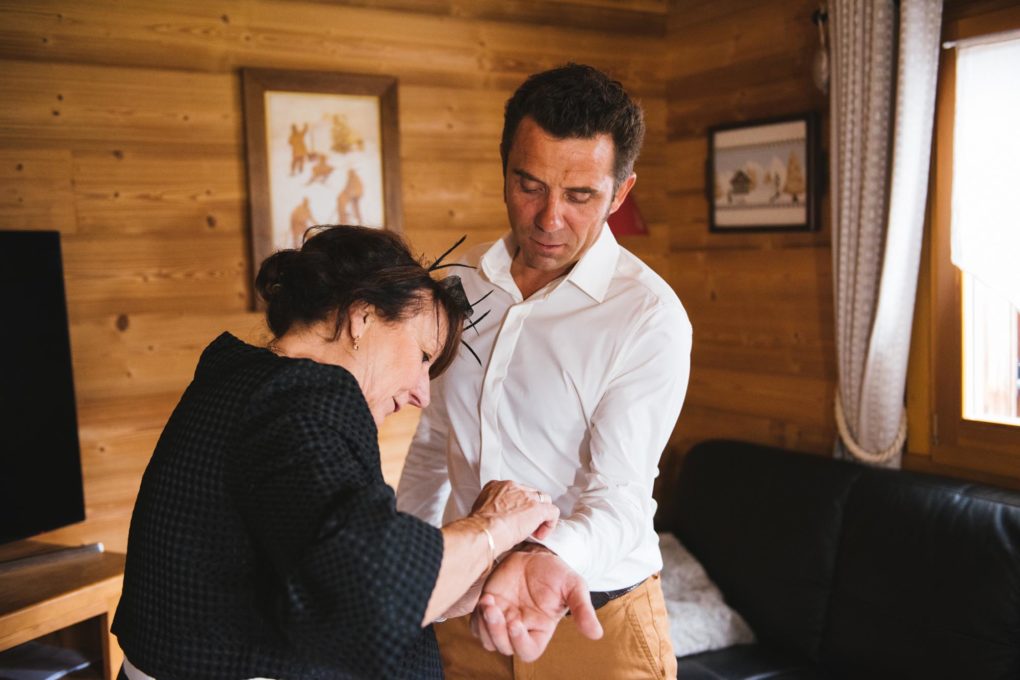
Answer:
[{"xmin": 470, "ymin": 545, "xmax": 603, "ymax": 662}]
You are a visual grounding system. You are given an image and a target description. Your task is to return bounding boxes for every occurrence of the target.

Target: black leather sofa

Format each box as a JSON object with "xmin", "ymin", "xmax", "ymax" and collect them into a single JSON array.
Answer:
[{"xmin": 656, "ymin": 440, "xmax": 1020, "ymax": 680}]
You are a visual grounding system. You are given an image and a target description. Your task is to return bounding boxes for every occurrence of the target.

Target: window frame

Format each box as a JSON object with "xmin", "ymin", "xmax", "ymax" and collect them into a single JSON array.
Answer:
[{"xmin": 915, "ymin": 4, "xmax": 1020, "ymax": 479}]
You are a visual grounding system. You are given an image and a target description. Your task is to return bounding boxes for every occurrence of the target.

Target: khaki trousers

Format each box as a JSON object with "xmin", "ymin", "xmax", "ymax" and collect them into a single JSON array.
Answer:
[{"xmin": 435, "ymin": 573, "xmax": 677, "ymax": 680}]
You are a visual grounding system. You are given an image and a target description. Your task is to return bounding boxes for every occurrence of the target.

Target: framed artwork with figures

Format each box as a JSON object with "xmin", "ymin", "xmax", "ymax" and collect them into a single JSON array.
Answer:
[
  {"xmin": 242, "ymin": 68, "xmax": 403, "ymax": 277},
  {"xmin": 707, "ymin": 113, "xmax": 819, "ymax": 232}
]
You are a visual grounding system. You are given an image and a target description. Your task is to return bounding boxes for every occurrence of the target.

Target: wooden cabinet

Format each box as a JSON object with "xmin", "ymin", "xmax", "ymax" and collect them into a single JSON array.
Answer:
[{"xmin": 0, "ymin": 541, "xmax": 124, "ymax": 680}]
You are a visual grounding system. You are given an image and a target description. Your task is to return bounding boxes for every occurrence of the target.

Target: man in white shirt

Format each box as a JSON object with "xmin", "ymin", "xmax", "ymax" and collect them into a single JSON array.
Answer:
[{"xmin": 398, "ymin": 63, "xmax": 691, "ymax": 678}]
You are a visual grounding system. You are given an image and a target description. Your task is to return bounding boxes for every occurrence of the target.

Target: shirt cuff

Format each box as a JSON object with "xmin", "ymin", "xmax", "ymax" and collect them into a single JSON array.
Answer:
[{"xmin": 529, "ymin": 522, "xmax": 592, "ymax": 581}]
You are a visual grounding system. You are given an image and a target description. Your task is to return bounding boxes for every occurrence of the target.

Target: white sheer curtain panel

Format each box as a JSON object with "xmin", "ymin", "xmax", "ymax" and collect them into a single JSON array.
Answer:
[
  {"xmin": 951, "ymin": 35, "xmax": 1020, "ymax": 310},
  {"xmin": 830, "ymin": 0, "xmax": 942, "ymax": 466}
]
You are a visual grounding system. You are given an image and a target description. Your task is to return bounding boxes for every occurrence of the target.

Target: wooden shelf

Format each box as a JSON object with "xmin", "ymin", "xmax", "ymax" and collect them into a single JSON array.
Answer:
[{"xmin": 0, "ymin": 541, "xmax": 124, "ymax": 680}]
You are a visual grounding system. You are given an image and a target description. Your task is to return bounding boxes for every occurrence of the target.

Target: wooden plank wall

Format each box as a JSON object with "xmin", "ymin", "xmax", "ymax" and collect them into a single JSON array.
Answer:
[
  {"xmin": 0, "ymin": 0, "xmax": 670, "ymax": 553},
  {"xmin": 659, "ymin": 0, "xmax": 1020, "ymax": 494},
  {"xmin": 11, "ymin": 0, "xmax": 1015, "ymax": 561},
  {"xmin": 657, "ymin": 0, "xmax": 1020, "ymax": 494},
  {"xmin": 658, "ymin": 0, "xmax": 833, "ymax": 492}
]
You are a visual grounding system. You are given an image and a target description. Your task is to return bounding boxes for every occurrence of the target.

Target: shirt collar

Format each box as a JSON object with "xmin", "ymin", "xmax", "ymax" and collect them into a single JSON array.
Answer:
[
  {"xmin": 479, "ymin": 234, "xmax": 520, "ymax": 299},
  {"xmin": 480, "ymin": 224, "xmax": 619, "ymax": 303},
  {"xmin": 565, "ymin": 223, "xmax": 619, "ymax": 303}
]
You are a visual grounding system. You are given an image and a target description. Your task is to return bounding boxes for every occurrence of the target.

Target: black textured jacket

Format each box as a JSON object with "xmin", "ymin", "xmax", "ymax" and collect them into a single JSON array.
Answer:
[{"xmin": 113, "ymin": 333, "xmax": 444, "ymax": 679}]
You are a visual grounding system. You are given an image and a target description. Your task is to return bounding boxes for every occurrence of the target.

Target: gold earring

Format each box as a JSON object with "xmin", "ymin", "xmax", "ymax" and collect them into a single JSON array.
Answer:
[{"xmin": 353, "ymin": 336, "xmax": 360, "ymax": 351}]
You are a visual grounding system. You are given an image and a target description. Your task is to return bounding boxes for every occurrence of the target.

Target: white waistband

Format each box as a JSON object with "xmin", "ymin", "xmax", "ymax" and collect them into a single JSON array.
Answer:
[
  {"xmin": 124, "ymin": 657, "xmax": 278, "ymax": 680},
  {"xmin": 123, "ymin": 658, "xmax": 155, "ymax": 680}
]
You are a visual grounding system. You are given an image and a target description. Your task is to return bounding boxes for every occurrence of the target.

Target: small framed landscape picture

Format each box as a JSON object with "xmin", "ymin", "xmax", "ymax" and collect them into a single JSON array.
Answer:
[
  {"xmin": 707, "ymin": 113, "xmax": 819, "ymax": 232},
  {"xmin": 242, "ymin": 68, "xmax": 403, "ymax": 271}
]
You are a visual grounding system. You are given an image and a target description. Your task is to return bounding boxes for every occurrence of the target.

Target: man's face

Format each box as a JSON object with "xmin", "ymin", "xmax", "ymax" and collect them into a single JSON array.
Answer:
[{"xmin": 504, "ymin": 116, "xmax": 635, "ymax": 279}]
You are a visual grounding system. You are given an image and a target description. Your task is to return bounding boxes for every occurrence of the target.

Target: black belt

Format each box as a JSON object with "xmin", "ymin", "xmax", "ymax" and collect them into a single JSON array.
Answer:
[{"xmin": 589, "ymin": 578, "xmax": 646, "ymax": 610}]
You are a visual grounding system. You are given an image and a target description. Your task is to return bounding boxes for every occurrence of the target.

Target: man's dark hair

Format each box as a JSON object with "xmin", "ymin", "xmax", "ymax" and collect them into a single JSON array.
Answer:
[{"xmin": 500, "ymin": 63, "xmax": 645, "ymax": 188}]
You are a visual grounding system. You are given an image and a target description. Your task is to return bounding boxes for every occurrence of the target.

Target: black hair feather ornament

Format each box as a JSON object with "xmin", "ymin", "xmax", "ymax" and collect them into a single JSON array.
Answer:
[{"xmin": 428, "ymin": 235, "xmax": 492, "ymax": 366}]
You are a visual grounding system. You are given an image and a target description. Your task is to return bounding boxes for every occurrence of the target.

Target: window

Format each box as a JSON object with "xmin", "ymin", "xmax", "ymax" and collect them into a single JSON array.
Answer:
[
  {"xmin": 961, "ymin": 275, "xmax": 1018, "ymax": 426},
  {"xmin": 952, "ymin": 33, "xmax": 1020, "ymax": 427},
  {"xmin": 916, "ymin": 5, "xmax": 1020, "ymax": 479}
]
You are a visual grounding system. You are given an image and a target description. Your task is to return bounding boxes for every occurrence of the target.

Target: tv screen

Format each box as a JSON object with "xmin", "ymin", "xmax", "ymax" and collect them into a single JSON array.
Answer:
[{"xmin": 0, "ymin": 231, "xmax": 86, "ymax": 545}]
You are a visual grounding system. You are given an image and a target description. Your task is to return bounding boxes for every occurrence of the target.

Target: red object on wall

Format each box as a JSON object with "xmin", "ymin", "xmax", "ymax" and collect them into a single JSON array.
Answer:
[{"xmin": 608, "ymin": 193, "xmax": 648, "ymax": 236}]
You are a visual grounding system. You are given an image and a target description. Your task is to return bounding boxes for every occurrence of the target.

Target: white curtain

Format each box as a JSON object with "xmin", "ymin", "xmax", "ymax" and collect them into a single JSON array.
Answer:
[
  {"xmin": 951, "ymin": 35, "xmax": 1020, "ymax": 310},
  {"xmin": 830, "ymin": 0, "xmax": 942, "ymax": 466}
]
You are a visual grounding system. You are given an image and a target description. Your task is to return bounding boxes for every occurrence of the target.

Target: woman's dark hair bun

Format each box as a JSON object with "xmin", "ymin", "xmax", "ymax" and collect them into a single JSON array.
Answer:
[
  {"xmin": 254, "ymin": 250, "xmax": 299, "ymax": 302},
  {"xmin": 254, "ymin": 225, "xmax": 467, "ymax": 377}
]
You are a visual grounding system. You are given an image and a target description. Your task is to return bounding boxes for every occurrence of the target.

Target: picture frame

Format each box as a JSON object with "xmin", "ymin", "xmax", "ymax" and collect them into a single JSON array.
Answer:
[
  {"xmin": 707, "ymin": 113, "xmax": 819, "ymax": 232},
  {"xmin": 241, "ymin": 68, "xmax": 403, "ymax": 271}
]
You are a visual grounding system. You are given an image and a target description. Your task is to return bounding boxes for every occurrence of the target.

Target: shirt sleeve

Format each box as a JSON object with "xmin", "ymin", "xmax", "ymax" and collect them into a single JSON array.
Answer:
[
  {"xmin": 536, "ymin": 301, "xmax": 692, "ymax": 583},
  {"xmin": 225, "ymin": 363, "xmax": 443, "ymax": 678},
  {"xmin": 396, "ymin": 375, "xmax": 452, "ymax": 527}
]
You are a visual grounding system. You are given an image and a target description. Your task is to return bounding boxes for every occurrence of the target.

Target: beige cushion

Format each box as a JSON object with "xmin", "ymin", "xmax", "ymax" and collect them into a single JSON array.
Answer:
[{"xmin": 658, "ymin": 532, "xmax": 756, "ymax": 657}]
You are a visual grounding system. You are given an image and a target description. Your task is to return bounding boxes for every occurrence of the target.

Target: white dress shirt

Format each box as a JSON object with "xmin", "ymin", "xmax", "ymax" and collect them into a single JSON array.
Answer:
[{"xmin": 397, "ymin": 224, "xmax": 691, "ymax": 591}]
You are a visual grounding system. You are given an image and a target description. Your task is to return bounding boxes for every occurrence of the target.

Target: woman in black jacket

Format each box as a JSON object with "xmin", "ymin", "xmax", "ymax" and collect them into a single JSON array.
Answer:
[{"xmin": 113, "ymin": 226, "xmax": 560, "ymax": 680}]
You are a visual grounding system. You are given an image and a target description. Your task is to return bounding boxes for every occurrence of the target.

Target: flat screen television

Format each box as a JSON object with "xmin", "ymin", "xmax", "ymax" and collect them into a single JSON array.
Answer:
[{"xmin": 0, "ymin": 230, "xmax": 86, "ymax": 545}]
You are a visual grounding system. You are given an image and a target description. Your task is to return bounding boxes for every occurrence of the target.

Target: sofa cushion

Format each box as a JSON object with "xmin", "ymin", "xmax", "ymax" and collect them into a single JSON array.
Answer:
[
  {"xmin": 664, "ymin": 440, "xmax": 864, "ymax": 661},
  {"xmin": 821, "ymin": 470, "xmax": 1020, "ymax": 679},
  {"xmin": 659, "ymin": 532, "xmax": 756, "ymax": 656},
  {"xmin": 677, "ymin": 644, "xmax": 824, "ymax": 680}
]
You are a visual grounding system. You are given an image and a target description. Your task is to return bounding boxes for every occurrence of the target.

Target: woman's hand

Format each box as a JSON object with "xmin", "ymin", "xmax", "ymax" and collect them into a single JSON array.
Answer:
[{"xmin": 468, "ymin": 480, "xmax": 559, "ymax": 556}]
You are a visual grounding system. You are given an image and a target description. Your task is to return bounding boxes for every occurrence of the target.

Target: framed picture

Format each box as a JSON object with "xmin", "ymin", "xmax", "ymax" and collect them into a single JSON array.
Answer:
[
  {"xmin": 707, "ymin": 113, "xmax": 819, "ymax": 232},
  {"xmin": 242, "ymin": 68, "xmax": 402, "ymax": 269}
]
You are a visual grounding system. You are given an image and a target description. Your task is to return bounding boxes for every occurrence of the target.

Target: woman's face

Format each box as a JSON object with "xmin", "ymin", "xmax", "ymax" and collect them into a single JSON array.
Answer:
[{"xmin": 357, "ymin": 301, "xmax": 448, "ymax": 427}]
